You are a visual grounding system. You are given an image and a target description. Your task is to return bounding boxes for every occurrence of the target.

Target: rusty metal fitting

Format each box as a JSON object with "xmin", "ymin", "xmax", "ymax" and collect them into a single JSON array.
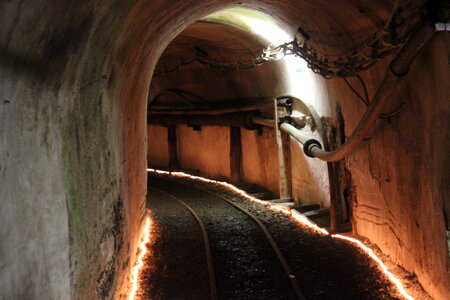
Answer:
[
  {"xmin": 303, "ymin": 139, "xmax": 322, "ymax": 158},
  {"xmin": 245, "ymin": 112, "xmax": 260, "ymax": 130},
  {"xmin": 277, "ymin": 97, "xmax": 293, "ymax": 107}
]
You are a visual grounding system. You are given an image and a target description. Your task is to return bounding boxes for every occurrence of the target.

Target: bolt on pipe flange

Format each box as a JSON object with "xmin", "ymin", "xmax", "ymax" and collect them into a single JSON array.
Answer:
[{"xmin": 303, "ymin": 139, "xmax": 322, "ymax": 158}]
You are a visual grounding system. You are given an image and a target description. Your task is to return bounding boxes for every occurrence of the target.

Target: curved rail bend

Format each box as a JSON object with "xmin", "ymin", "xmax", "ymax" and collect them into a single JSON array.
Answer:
[
  {"xmin": 149, "ymin": 187, "xmax": 218, "ymax": 300},
  {"xmin": 162, "ymin": 180, "xmax": 307, "ymax": 300}
]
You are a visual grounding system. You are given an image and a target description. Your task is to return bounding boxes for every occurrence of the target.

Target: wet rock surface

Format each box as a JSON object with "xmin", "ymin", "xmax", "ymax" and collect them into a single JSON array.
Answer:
[{"xmin": 142, "ymin": 173, "xmax": 403, "ymax": 300}]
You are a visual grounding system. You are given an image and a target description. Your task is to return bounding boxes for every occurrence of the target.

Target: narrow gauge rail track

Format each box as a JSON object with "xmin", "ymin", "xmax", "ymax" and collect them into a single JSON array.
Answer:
[
  {"xmin": 150, "ymin": 178, "xmax": 306, "ymax": 300},
  {"xmin": 149, "ymin": 187, "xmax": 218, "ymax": 300}
]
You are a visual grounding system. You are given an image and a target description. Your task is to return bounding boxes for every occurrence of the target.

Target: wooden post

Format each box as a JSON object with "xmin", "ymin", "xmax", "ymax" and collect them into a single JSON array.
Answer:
[
  {"xmin": 230, "ymin": 126, "xmax": 242, "ymax": 184},
  {"xmin": 274, "ymin": 99, "xmax": 292, "ymax": 200},
  {"xmin": 327, "ymin": 106, "xmax": 350, "ymax": 233},
  {"xmin": 280, "ymin": 132, "xmax": 292, "ymax": 199},
  {"xmin": 167, "ymin": 125, "xmax": 178, "ymax": 170}
]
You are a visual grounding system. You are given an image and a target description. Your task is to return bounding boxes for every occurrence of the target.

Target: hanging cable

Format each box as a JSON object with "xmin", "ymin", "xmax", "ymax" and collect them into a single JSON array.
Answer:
[{"xmin": 343, "ymin": 77, "xmax": 370, "ymax": 106}]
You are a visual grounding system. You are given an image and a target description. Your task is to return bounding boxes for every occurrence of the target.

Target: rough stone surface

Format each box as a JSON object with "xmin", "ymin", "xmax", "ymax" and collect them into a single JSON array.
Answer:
[
  {"xmin": 148, "ymin": 124, "xmax": 169, "ymax": 167},
  {"xmin": 147, "ymin": 10, "xmax": 449, "ymax": 300},
  {"xmin": 241, "ymin": 127, "xmax": 280, "ymax": 196},
  {"xmin": 329, "ymin": 36, "xmax": 450, "ymax": 300},
  {"xmin": 177, "ymin": 125, "xmax": 231, "ymax": 180},
  {"xmin": 1, "ymin": 0, "xmax": 448, "ymax": 299}
]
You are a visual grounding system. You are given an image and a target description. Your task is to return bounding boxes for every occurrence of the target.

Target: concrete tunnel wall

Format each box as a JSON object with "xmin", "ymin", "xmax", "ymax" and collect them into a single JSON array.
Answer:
[{"xmin": 0, "ymin": 1, "xmax": 449, "ymax": 300}]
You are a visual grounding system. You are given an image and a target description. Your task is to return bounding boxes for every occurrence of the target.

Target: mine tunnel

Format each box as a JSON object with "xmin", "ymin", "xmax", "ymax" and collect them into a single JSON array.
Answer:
[{"xmin": 0, "ymin": 1, "xmax": 449, "ymax": 300}]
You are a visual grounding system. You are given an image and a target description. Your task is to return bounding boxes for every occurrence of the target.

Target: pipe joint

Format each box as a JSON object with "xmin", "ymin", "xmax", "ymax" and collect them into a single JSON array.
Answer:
[
  {"xmin": 277, "ymin": 97, "xmax": 293, "ymax": 107},
  {"xmin": 303, "ymin": 139, "xmax": 322, "ymax": 158},
  {"xmin": 389, "ymin": 61, "xmax": 409, "ymax": 77},
  {"xmin": 245, "ymin": 112, "xmax": 259, "ymax": 130}
]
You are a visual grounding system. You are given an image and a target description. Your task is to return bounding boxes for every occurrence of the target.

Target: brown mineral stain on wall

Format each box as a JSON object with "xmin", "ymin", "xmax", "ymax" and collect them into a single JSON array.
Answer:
[
  {"xmin": 148, "ymin": 125, "xmax": 169, "ymax": 167},
  {"xmin": 147, "ymin": 125, "xmax": 281, "ymax": 197},
  {"xmin": 241, "ymin": 128, "xmax": 280, "ymax": 197},
  {"xmin": 329, "ymin": 36, "xmax": 450, "ymax": 299},
  {"xmin": 177, "ymin": 125, "xmax": 231, "ymax": 180},
  {"xmin": 145, "ymin": 8, "xmax": 449, "ymax": 296},
  {"xmin": 2, "ymin": 0, "xmax": 449, "ymax": 299}
]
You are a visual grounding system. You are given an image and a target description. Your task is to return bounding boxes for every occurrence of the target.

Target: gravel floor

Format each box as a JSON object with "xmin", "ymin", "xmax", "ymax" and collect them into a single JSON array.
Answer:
[
  {"xmin": 142, "ymin": 173, "xmax": 405, "ymax": 300},
  {"xmin": 138, "ymin": 187, "xmax": 209, "ymax": 300}
]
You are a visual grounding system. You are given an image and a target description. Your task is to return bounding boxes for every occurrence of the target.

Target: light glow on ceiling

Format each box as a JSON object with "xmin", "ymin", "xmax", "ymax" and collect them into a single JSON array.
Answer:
[{"xmin": 203, "ymin": 8, "xmax": 318, "ymax": 107}]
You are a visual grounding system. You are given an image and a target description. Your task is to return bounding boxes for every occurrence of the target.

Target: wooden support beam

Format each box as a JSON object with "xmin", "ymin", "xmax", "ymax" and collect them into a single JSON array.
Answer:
[
  {"xmin": 327, "ymin": 106, "xmax": 348, "ymax": 232},
  {"xmin": 280, "ymin": 132, "xmax": 293, "ymax": 199},
  {"xmin": 275, "ymin": 99, "xmax": 292, "ymax": 199},
  {"xmin": 230, "ymin": 127, "xmax": 242, "ymax": 184},
  {"xmin": 167, "ymin": 125, "xmax": 178, "ymax": 170},
  {"xmin": 148, "ymin": 111, "xmax": 256, "ymax": 129},
  {"xmin": 267, "ymin": 198, "xmax": 294, "ymax": 204}
]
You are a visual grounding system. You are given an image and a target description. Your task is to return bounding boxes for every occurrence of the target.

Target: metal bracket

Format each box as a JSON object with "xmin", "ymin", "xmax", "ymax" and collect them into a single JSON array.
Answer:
[{"xmin": 435, "ymin": 23, "xmax": 450, "ymax": 31}]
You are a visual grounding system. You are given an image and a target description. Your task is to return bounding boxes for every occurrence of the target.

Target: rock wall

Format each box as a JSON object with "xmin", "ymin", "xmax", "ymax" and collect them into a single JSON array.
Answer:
[
  {"xmin": 325, "ymin": 35, "xmax": 450, "ymax": 299},
  {"xmin": 147, "ymin": 26, "xmax": 450, "ymax": 300},
  {"xmin": 0, "ymin": 0, "xmax": 156, "ymax": 298},
  {"xmin": 291, "ymin": 137, "xmax": 330, "ymax": 207},
  {"xmin": 148, "ymin": 125, "xmax": 169, "ymax": 167},
  {"xmin": 147, "ymin": 125, "xmax": 281, "ymax": 196},
  {"xmin": 1, "ymin": 0, "xmax": 448, "ymax": 299},
  {"xmin": 0, "ymin": 2, "xmax": 126, "ymax": 299},
  {"xmin": 241, "ymin": 127, "xmax": 280, "ymax": 196},
  {"xmin": 177, "ymin": 125, "xmax": 231, "ymax": 180}
]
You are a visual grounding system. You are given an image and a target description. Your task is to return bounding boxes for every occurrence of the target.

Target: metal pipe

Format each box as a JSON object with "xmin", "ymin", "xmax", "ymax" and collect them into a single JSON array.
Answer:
[
  {"xmin": 150, "ymin": 23, "xmax": 435, "ymax": 162},
  {"xmin": 149, "ymin": 99, "xmax": 274, "ymax": 115},
  {"xmin": 279, "ymin": 123, "xmax": 323, "ymax": 157},
  {"xmin": 279, "ymin": 123, "xmax": 310, "ymax": 144},
  {"xmin": 252, "ymin": 116, "xmax": 275, "ymax": 128},
  {"xmin": 277, "ymin": 97, "xmax": 293, "ymax": 107},
  {"xmin": 286, "ymin": 24, "xmax": 435, "ymax": 162},
  {"xmin": 148, "ymin": 111, "xmax": 257, "ymax": 129}
]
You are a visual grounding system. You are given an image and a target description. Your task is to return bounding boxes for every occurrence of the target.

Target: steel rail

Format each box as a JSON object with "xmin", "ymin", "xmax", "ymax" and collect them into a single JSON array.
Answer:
[
  {"xmin": 188, "ymin": 183, "xmax": 307, "ymax": 300},
  {"xmin": 213, "ymin": 193, "xmax": 306, "ymax": 300},
  {"xmin": 252, "ymin": 115, "xmax": 275, "ymax": 128},
  {"xmin": 149, "ymin": 187, "xmax": 218, "ymax": 300}
]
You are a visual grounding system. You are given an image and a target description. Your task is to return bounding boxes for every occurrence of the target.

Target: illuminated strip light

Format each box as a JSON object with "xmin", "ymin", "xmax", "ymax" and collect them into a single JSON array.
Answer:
[
  {"xmin": 147, "ymin": 168, "xmax": 414, "ymax": 300},
  {"xmin": 331, "ymin": 234, "xmax": 414, "ymax": 300},
  {"xmin": 148, "ymin": 169, "xmax": 331, "ymax": 235},
  {"xmin": 129, "ymin": 217, "xmax": 151, "ymax": 300}
]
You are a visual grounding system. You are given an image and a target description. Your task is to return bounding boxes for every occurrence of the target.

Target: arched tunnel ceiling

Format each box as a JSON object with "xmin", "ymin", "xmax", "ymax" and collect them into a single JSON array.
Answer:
[
  {"xmin": 155, "ymin": 20, "xmax": 268, "ymax": 74},
  {"xmin": 148, "ymin": 1, "xmax": 411, "ymax": 111},
  {"xmin": 237, "ymin": 0, "xmax": 395, "ymax": 51},
  {"xmin": 150, "ymin": 18, "xmax": 276, "ymax": 110},
  {"xmin": 1, "ymin": 0, "xmax": 449, "ymax": 299},
  {"xmin": 152, "ymin": 0, "xmax": 399, "ymax": 73}
]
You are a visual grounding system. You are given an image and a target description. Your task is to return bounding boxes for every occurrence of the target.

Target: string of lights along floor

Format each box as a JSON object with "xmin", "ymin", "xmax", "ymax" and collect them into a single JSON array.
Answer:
[{"xmin": 138, "ymin": 173, "xmax": 404, "ymax": 300}]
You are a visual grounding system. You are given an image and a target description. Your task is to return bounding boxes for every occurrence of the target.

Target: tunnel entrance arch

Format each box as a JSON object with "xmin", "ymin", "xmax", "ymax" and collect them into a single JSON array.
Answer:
[
  {"xmin": 1, "ymin": 1, "xmax": 446, "ymax": 299},
  {"xmin": 123, "ymin": 2, "xmax": 448, "ymax": 299},
  {"xmin": 145, "ymin": 7, "xmax": 333, "ymax": 217}
]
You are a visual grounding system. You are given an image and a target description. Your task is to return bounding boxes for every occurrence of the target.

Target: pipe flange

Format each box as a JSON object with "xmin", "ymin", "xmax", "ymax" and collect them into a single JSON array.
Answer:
[
  {"xmin": 303, "ymin": 139, "xmax": 322, "ymax": 158},
  {"xmin": 245, "ymin": 112, "xmax": 259, "ymax": 130}
]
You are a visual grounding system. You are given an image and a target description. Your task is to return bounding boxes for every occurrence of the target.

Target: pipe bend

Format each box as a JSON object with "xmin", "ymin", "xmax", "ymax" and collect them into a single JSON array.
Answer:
[{"xmin": 306, "ymin": 24, "xmax": 435, "ymax": 162}]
